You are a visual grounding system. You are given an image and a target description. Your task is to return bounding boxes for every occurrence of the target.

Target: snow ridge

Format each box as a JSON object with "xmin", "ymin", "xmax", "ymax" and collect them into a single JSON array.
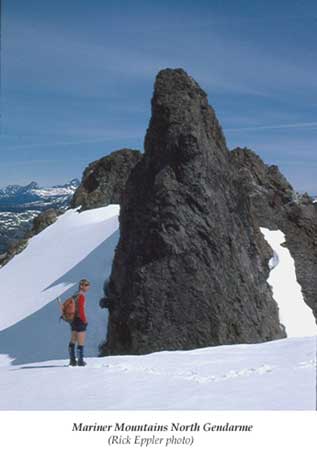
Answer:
[{"xmin": 260, "ymin": 227, "xmax": 317, "ymax": 337}]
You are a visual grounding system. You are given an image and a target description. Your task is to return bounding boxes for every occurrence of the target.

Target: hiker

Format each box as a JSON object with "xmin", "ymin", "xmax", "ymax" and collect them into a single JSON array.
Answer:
[{"xmin": 68, "ymin": 279, "xmax": 90, "ymax": 367}]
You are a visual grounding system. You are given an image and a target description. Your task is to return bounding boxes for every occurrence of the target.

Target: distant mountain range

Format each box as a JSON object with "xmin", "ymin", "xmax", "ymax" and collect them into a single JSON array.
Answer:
[
  {"xmin": 0, "ymin": 179, "xmax": 80, "ymax": 254},
  {"xmin": 0, "ymin": 179, "xmax": 80, "ymax": 212}
]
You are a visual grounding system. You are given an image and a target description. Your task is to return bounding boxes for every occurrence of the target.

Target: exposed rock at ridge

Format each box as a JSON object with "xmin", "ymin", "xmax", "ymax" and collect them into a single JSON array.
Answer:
[
  {"xmin": 31, "ymin": 208, "xmax": 59, "ymax": 235},
  {"xmin": 230, "ymin": 147, "xmax": 317, "ymax": 319},
  {"xmin": 0, "ymin": 208, "xmax": 60, "ymax": 267},
  {"xmin": 101, "ymin": 68, "xmax": 286, "ymax": 356},
  {"xmin": 229, "ymin": 147, "xmax": 295, "ymax": 226},
  {"xmin": 0, "ymin": 239, "xmax": 29, "ymax": 267},
  {"xmin": 71, "ymin": 149, "xmax": 142, "ymax": 211},
  {"xmin": 0, "ymin": 148, "xmax": 142, "ymax": 266}
]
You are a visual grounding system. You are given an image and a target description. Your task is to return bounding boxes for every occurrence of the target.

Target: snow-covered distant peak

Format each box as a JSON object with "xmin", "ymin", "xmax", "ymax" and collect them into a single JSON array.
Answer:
[
  {"xmin": 51, "ymin": 178, "xmax": 80, "ymax": 190},
  {"xmin": 29, "ymin": 179, "xmax": 80, "ymax": 199},
  {"xmin": 0, "ymin": 181, "xmax": 39, "ymax": 197},
  {"xmin": 32, "ymin": 185, "xmax": 78, "ymax": 199},
  {"xmin": 0, "ymin": 179, "xmax": 79, "ymax": 200}
]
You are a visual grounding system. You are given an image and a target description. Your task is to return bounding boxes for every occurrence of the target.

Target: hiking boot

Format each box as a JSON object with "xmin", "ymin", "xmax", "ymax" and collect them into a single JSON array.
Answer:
[
  {"xmin": 76, "ymin": 345, "xmax": 86, "ymax": 366},
  {"xmin": 77, "ymin": 358, "xmax": 87, "ymax": 367},
  {"xmin": 68, "ymin": 342, "xmax": 76, "ymax": 366}
]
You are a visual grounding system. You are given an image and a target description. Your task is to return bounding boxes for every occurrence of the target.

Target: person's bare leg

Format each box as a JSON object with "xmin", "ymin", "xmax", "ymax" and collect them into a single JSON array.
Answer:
[
  {"xmin": 71, "ymin": 331, "xmax": 77, "ymax": 344},
  {"xmin": 77, "ymin": 331, "xmax": 86, "ymax": 346}
]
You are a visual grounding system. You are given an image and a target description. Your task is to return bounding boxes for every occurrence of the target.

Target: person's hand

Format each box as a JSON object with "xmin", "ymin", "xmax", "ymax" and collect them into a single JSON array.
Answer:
[{"xmin": 99, "ymin": 297, "xmax": 110, "ymax": 309}]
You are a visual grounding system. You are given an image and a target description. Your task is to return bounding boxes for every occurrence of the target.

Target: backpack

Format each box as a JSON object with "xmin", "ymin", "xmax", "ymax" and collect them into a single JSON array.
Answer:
[{"xmin": 58, "ymin": 294, "xmax": 79, "ymax": 323}]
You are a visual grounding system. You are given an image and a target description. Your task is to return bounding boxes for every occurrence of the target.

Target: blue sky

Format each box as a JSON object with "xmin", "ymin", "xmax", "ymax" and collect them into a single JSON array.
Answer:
[{"xmin": 1, "ymin": 0, "xmax": 316, "ymax": 193}]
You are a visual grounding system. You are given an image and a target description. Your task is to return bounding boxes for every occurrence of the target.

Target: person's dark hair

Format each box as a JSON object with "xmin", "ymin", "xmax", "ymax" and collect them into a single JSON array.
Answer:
[{"xmin": 79, "ymin": 278, "xmax": 90, "ymax": 288}]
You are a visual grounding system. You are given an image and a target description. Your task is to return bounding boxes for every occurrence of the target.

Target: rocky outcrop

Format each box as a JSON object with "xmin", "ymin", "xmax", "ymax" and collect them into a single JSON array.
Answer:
[
  {"xmin": 0, "ymin": 208, "xmax": 60, "ymax": 266},
  {"xmin": 71, "ymin": 149, "xmax": 142, "ymax": 211},
  {"xmin": 31, "ymin": 208, "xmax": 59, "ymax": 235},
  {"xmin": 0, "ymin": 239, "xmax": 29, "ymax": 266},
  {"xmin": 101, "ymin": 68, "xmax": 286, "ymax": 356},
  {"xmin": 0, "ymin": 147, "xmax": 142, "ymax": 266},
  {"xmin": 230, "ymin": 147, "xmax": 317, "ymax": 318},
  {"xmin": 229, "ymin": 147, "xmax": 295, "ymax": 227}
]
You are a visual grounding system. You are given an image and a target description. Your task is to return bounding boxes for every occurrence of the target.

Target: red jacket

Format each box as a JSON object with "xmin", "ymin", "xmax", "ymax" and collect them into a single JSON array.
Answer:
[{"xmin": 77, "ymin": 292, "xmax": 87, "ymax": 323}]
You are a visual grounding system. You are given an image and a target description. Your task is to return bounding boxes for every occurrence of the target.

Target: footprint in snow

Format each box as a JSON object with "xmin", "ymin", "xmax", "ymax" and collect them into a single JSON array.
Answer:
[
  {"xmin": 220, "ymin": 365, "xmax": 272, "ymax": 380},
  {"xmin": 298, "ymin": 360, "xmax": 316, "ymax": 369}
]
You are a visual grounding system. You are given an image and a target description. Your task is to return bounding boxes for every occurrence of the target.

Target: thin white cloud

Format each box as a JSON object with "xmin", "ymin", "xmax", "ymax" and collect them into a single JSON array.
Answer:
[
  {"xmin": 0, "ymin": 159, "xmax": 80, "ymax": 167},
  {"xmin": 6, "ymin": 12, "xmax": 317, "ymax": 100},
  {"xmin": 2, "ymin": 134, "xmax": 143, "ymax": 151},
  {"xmin": 226, "ymin": 122, "xmax": 317, "ymax": 132}
]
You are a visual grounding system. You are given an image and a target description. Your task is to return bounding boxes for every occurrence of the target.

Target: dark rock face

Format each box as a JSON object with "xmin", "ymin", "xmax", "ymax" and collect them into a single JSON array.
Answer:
[
  {"xmin": 230, "ymin": 147, "xmax": 317, "ymax": 319},
  {"xmin": 229, "ymin": 148, "xmax": 295, "ymax": 227},
  {"xmin": 71, "ymin": 149, "xmax": 142, "ymax": 211},
  {"xmin": 101, "ymin": 68, "xmax": 286, "ymax": 356}
]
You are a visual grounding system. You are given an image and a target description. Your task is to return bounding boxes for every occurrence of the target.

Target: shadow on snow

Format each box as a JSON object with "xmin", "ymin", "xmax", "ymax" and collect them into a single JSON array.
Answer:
[{"xmin": 0, "ymin": 230, "xmax": 119, "ymax": 365}]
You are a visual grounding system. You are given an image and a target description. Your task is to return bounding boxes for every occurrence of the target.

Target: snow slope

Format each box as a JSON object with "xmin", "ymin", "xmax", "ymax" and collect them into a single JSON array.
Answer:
[
  {"xmin": 0, "ymin": 335, "xmax": 315, "ymax": 410},
  {"xmin": 260, "ymin": 228, "xmax": 317, "ymax": 337},
  {"xmin": 0, "ymin": 205, "xmax": 120, "ymax": 364},
  {"xmin": 0, "ymin": 212, "xmax": 316, "ymax": 410}
]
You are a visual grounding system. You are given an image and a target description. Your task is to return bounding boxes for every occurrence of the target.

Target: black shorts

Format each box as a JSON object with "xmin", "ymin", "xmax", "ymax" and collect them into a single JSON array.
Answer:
[{"xmin": 70, "ymin": 317, "xmax": 87, "ymax": 332}]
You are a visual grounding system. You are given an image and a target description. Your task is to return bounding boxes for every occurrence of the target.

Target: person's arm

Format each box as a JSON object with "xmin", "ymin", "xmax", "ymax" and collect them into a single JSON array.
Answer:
[{"xmin": 77, "ymin": 294, "xmax": 87, "ymax": 324}]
